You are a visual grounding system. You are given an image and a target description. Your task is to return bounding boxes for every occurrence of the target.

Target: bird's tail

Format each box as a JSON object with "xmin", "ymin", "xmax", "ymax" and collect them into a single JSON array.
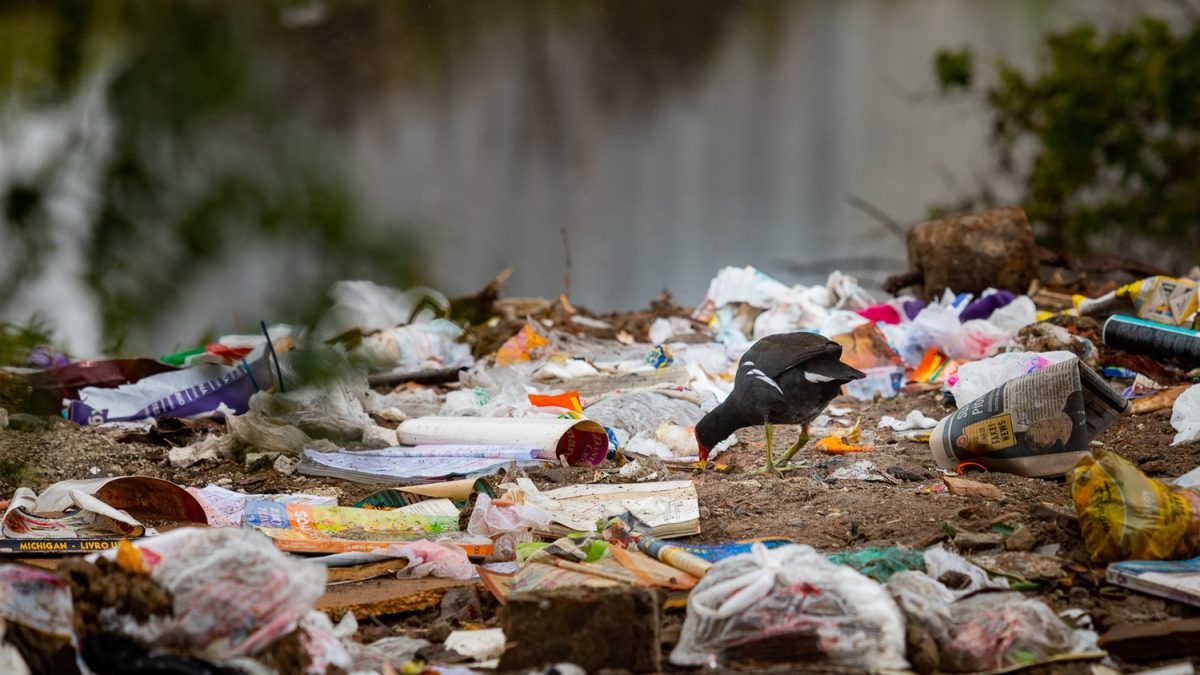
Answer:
[{"xmin": 807, "ymin": 358, "xmax": 866, "ymax": 383}]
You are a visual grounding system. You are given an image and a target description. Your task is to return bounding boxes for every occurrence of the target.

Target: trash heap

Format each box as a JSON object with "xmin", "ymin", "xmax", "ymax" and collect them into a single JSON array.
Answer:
[{"xmin": 1, "ymin": 208, "xmax": 1200, "ymax": 673}]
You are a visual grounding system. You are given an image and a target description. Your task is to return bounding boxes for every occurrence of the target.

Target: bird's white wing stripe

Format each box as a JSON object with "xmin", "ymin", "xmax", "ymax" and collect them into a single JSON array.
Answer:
[
  {"xmin": 804, "ymin": 371, "xmax": 835, "ymax": 383},
  {"xmin": 746, "ymin": 369, "xmax": 784, "ymax": 394}
]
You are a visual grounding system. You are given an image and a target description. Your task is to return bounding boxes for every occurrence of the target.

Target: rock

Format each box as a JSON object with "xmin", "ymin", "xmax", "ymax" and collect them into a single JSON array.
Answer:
[
  {"xmin": 884, "ymin": 206, "xmax": 1040, "ymax": 300},
  {"xmin": 362, "ymin": 425, "xmax": 399, "ymax": 449},
  {"xmin": 1028, "ymin": 504, "xmax": 1080, "ymax": 534},
  {"xmin": 245, "ymin": 451, "xmax": 282, "ymax": 469},
  {"xmin": 373, "ymin": 407, "xmax": 408, "ymax": 424},
  {"xmin": 273, "ymin": 455, "xmax": 299, "ymax": 476},
  {"xmin": 943, "ymin": 476, "xmax": 1003, "ymax": 500},
  {"xmin": 1004, "ymin": 525, "xmax": 1037, "ymax": 552},
  {"xmin": 904, "ymin": 620, "xmax": 940, "ymax": 674},
  {"xmin": 428, "ymin": 586, "xmax": 484, "ymax": 642},
  {"xmin": 0, "ymin": 408, "xmax": 7, "ymax": 429},
  {"xmin": 500, "ymin": 586, "xmax": 660, "ymax": 673},
  {"xmin": 888, "ymin": 466, "xmax": 926, "ymax": 482},
  {"xmin": 7, "ymin": 413, "xmax": 49, "ymax": 432},
  {"xmin": 952, "ymin": 531, "xmax": 1004, "ymax": 551},
  {"xmin": 216, "ymin": 478, "xmax": 233, "ymax": 487}
]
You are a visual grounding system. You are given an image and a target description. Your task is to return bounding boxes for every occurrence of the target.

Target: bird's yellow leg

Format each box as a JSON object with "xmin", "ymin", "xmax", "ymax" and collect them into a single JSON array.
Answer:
[
  {"xmin": 776, "ymin": 423, "xmax": 810, "ymax": 467},
  {"xmin": 756, "ymin": 421, "xmax": 783, "ymax": 476}
]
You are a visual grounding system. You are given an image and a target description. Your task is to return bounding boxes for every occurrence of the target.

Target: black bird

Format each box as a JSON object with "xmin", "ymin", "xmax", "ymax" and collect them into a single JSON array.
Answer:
[{"xmin": 694, "ymin": 332, "xmax": 865, "ymax": 475}]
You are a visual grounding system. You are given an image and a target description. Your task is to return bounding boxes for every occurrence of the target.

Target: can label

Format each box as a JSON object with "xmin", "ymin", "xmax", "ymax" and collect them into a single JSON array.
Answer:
[{"xmin": 1103, "ymin": 315, "xmax": 1200, "ymax": 367}]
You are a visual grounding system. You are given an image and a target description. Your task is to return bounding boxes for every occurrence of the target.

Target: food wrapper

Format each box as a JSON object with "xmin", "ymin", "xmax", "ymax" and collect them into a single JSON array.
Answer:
[{"xmin": 1068, "ymin": 450, "xmax": 1200, "ymax": 562}]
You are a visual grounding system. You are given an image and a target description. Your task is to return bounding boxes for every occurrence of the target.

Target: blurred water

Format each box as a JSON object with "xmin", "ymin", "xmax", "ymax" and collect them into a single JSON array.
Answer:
[{"xmin": 0, "ymin": 0, "xmax": 1187, "ymax": 354}]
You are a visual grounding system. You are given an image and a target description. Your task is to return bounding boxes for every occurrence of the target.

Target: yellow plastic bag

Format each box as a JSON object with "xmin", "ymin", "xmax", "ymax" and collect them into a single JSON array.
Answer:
[{"xmin": 1068, "ymin": 450, "xmax": 1200, "ymax": 562}]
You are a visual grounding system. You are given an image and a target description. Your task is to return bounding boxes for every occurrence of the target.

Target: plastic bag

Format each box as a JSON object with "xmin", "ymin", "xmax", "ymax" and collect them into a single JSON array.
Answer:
[
  {"xmin": 1069, "ymin": 450, "xmax": 1200, "ymax": 562},
  {"xmin": 584, "ymin": 390, "xmax": 706, "ymax": 440},
  {"xmin": 100, "ymin": 527, "xmax": 327, "ymax": 660},
  {"xmin": 297, "ymin": 610, "xmax": 353, "ymax": 674},
  {"xmin": 226, "ymin": 410, "xmax": 337, "ymax": 456},
  {"xmin": 896, "ymin": 293, "xmax": 1036, "ymax": 364},
  {"xmin": 346, "ymin": 635, "xmax": 430, "ymax": 673},
  {"xmin": 353, "ymin": 319, "xmax": 473, "ymax": 374},
  {"xmin": 372, "ymin": 540, "xmax": 476, "ymax": 580},
  {"xmin": 887, "ymin": 570, "xmax": 954, "ymax": 641},
  {"xmin": 1171, "ymin": 384, "xmax": 1200, "ymax": 445},
  {"xmin": 878, "ymin": 410, "xmax": 939, "ymax": 431},
  {"xmin": 467, "ymin": 493, "xmax": 550, "ymax": 562},
  {"xmin": 496, "ymin": 323, "xmax": 551, "ymax": 366},
  {"xmin": 251, "ymin": 348, "xmax": 374, "ymax": 440},
  {"xmin": 939, "ymin": 592, "xmax": 1098, "ymax": 672},
  {"xmin": 921, "ymin": 544, "xmax": 1008, "ymax": 598},
  {"xmin": 670, "ymin": 543, "xmax": 908, "ymax": 670},
  {"xmin": 948, "ymin": 351, "xmax": 1076, "ymax": 408},
  {"xmin": 692, "ymin": 266, "xmax": 793, "ymax": 321},
  {"xmin": 314, "ymin": 280, "xmax": 448, "ymax": 339}
]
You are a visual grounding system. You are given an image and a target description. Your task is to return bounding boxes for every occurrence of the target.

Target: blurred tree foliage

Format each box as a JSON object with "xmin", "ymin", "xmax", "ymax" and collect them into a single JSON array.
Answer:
[
  {"xmin": 933, "ymin": 17, "xmax": 1200, "ymax": 268},
  {"xmin": 0, "ymin": 0, "xmax": 424, "ymax": 351},
  {"xmin": 0, "ymin": 0, "xmax": 777, "ymax": 352}
]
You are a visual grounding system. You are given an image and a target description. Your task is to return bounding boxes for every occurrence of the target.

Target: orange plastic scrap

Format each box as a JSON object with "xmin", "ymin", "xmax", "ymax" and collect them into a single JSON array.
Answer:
[
  {"xmin": 528, "ymin": 390, "xmax": 583, "ymax": 413},
  {"xmin": 815, "ymin": 435, "xmax": 871, "ymax": 454},
  {"xmin": 496, "ymin": 324, "xmax": 550, "ymax": 366},
  {"xmin": 911, "ymin": 347, "xmax": 959, "ymax": 385}
]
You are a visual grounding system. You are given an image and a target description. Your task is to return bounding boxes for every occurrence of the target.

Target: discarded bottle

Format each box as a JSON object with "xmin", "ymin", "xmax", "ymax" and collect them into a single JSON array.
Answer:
[
  {"xmin": 1102, "ymin": 315, "xmax": 1200, "ymax": 368},
  {"xmin": 1075, "ymin": 275, "xmax": 1198, "ymax": 327}
]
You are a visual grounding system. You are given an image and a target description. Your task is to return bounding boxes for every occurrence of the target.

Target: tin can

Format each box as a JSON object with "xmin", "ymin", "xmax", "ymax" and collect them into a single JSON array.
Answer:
[{"xmin": 1102, "ymin": 315, "xmax": 1200, "ymax": 367}]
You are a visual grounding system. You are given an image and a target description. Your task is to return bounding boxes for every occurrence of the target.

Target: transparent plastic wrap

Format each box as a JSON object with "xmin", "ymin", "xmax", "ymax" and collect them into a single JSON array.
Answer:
[
  {"xmin": 99, "ymin": 527, "xmax": 327, "ymax": 660},
  {"xmin": 1069, "ymin": 449, "xmax": 1200, "ymax": 562},
  {"xmin": 669, "ymin": 543, "xmax": 908, "ymax": 670},
  {"xmin": 251, "ymin": 348, "xmax": 373, "ymax": 441},
  {"xmin": 467, "ymin": 493, "xmax": 551, "ymax": 562},
  {"xmin": 372, "ymin": 540, "xmax": 476, "ymax": 580},
  {"xmin": 585, "ymin": 390, "xmax": 706, "ymax": 440},
  {"xmin": 939, "ymin": 592, "xmax": 1097, "ymax": 672}
]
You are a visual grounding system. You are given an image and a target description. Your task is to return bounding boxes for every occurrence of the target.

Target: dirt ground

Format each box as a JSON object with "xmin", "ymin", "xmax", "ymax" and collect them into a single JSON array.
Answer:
[{"xmin": 1, "ymin": 387, "xmax": 1198, "ymax": 673}]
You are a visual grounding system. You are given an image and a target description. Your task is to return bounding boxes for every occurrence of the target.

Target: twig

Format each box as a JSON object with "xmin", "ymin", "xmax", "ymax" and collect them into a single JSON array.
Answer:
[
  {"xmin": 845, "ymin": 194, "xmax": 908, "ymax": 241},
  {"xmin": 561, "ymin": 223, "xmax": 572, "ymax": 299}
]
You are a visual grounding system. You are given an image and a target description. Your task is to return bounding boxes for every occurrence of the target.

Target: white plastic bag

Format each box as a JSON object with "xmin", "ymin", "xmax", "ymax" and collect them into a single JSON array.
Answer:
[
  {"xmin": 921, "ymin": 544, "xmax": 1009, "ymax": 598},
  {"xmin": 878, "ymin": 410, "xmax": 940, "ymax": 431},
  {"xmin": 354, "ymin": 319, "xmax": 473, "ymax": 374},
  {"xmin": 1171, "ymin": 384, "xmax": 1200, "ymax": 445},
  {"xmin": 315, "ymin": 280, "xmax": 448, "ymax": 339},
  {"xmin": 670, "ymin": 543, "xmax": 908, "ymax": 670},
  {"xmin": 949, "ymin": 351, "xmax": 1077, "ymax": 408},
  {"xmin": 693, "ymin": 266, "xmax": 792, "ymax": 320}
]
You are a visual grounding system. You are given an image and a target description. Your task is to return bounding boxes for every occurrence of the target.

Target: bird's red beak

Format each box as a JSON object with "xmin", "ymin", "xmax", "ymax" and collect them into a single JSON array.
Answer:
[{"xmin": 695, "ymin": 430, "xmax": 710, "ymax": 464}]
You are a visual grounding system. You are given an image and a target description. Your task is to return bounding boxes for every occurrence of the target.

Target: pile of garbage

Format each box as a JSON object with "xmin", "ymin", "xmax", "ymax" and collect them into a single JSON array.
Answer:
[{"xmin": 2, "ymin": 207, "xmax": 1200, "ymax": 673}]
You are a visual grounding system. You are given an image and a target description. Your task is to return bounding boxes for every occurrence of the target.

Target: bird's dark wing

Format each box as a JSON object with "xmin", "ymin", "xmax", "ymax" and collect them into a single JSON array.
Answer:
[{"xmin": 740, "ymin": 332, "xmax": 843, "ymax": 380}]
